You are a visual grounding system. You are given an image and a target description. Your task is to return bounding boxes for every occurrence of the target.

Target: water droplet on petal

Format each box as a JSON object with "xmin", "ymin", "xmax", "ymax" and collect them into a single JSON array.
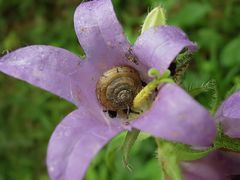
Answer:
[
  {"xmin": 49, "ymin": 166, "xmax": 55, "ymax": 173},
  {"xmin": 63, "ymin": 128, "xmax": 71, "ymax": 137},
  {"xmin": 38, "ymin": 63, "xmax": 45, "ymax": 71}
]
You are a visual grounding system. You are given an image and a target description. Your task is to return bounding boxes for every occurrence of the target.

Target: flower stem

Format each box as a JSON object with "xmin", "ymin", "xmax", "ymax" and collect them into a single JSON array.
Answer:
[
  {"xmin": 133, "ymin": 69, "xmax": 173, "ymax": 112},
  {"xmin": 155, "ymin": 138, "xmax": 183, "ymax": 180}
]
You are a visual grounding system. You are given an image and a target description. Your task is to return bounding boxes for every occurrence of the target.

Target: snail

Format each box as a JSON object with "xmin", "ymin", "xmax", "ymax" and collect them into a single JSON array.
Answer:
[{"xmin": 96, "ymin": 66, "xmax": 142, "ymax": 115}]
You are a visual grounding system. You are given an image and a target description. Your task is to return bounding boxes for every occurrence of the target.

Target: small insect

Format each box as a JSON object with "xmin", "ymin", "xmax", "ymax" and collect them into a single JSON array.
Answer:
[{"xmin": 125, "ymin": 48, "xmax": 139, "ymax": 65}]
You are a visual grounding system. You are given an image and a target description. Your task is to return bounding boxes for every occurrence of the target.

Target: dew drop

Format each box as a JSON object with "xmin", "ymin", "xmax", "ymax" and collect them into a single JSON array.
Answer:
[
  {"xmin": 38, "ymin": 63, "xmax": 45, "ymax": 71},
  {"xmin": 49, "ymin": 166, "xmax": 55, "ymax": 172},
  {"xmin": 63, "ymin": 128, "xmax": 71, "ymax": 137}
]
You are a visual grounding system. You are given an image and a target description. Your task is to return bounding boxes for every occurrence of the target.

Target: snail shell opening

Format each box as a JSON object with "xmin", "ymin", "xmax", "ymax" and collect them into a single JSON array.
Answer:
[{"xmin": 96, "ymin": 66, "xmax": 142, "ymax": 111}]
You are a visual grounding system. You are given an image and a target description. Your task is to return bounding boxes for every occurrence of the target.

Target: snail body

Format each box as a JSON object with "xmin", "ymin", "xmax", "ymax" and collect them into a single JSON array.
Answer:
[{"xmin": 96, "ymin": 66, "xmax": 142, "ymax": 111}]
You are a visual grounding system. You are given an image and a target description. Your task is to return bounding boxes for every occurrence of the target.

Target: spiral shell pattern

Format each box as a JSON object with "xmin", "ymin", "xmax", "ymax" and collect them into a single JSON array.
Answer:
[{"xmin": 96, "ymin": 66, "xmax": 142, "ymax": 111}]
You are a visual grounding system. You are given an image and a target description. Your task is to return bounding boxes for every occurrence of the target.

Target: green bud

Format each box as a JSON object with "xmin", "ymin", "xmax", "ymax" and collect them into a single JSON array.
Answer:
[
  {"xmin": 141, "ymin": 6, "xmax": 167, "ymax": 34},
  {"xmin": 148, "ymin": 68, "xmax": 161, "ymax": 78}
]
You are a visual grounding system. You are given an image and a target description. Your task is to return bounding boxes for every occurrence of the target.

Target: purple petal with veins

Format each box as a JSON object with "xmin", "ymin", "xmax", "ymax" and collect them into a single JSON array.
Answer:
[
  {"xmin": 133, "ymin": 26, "xmax": 197, "ymax": 73},
  {"xmin": 47, "ymin": 107, "xmax": 123, "ymax": 180},
  {"xmin": 133, "ymin": 84, "xmax": 216, "ymax": 146}
]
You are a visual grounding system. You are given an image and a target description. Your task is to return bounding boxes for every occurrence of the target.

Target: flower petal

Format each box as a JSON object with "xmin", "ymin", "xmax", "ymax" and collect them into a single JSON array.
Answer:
[
  {"xmin": 216, "ymin": 91, "xmax": 240, "ymax": 138},
  {"xmin": 47, "ymin": 108, "xmax": 123, "ymax": 180},
  {"xmin": 74, "ymin": 0, "xmax": 131, "ymax": 67},
  {"xmin": 0, "ymin": 45, "xmax": 92, "ymax": 107},
  {"xmin": 133, "ymin": 83, "xmax": 216, "ymax": 146},
  {"xmin": 182, "ymin": 152, "xmax": 229, "ymax": 180},
  {"xmin": 220, "ymin": 151, "xmax": 240, "ymax": 175},
  {"xmin": 133, "ymin": 26, "xmax": 197, "ymax": 73}
]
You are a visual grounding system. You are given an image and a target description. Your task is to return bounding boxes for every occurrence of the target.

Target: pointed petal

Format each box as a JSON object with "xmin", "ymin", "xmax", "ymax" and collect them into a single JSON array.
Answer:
[
  {"xmin": 133, "ymin": 26, "xmax": 197, "ymax": 73},
  {"xmin": 216, "ymin": 91, "xmax": 240, "ymax": 138},
  {"xmin": 0, "ymin": 45, "xmax": 110, "ymax": 114},
  {"xmin": 0, "ymin": 45, "xmax": 93, "ymax": 107},
  {"xmin": 74, "ymin": 0, "xmax": 132, "ymax": 67},
  {"xmin": 133, "ymin": 83, "xmax": 216, "ymax": 146},
  {"xmin": 47, "ymin": 108, "xmax": 123, "ymax": 180},
  {"xmin": 74, "ymin": 0, "xmax": 149, "ymax": 82}
]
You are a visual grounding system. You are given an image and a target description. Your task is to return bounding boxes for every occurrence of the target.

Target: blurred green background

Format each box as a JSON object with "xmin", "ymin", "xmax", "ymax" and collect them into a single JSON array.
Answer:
[{"xmin": 0, "ymin": 0, "xmax": 240, "ymax": 179}]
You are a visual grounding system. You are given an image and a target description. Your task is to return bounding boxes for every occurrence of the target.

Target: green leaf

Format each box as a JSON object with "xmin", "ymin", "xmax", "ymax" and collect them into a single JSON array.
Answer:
[
  {"xmin": 105, "ymin": 132, "xmax": 127, "ymax": 171},
  {"xmin": 169, "ymin": 2, "xmax": 211, "ymax": 27},
  {"xmin": 220, "ymin": 36, "xmax": 240, "ymax": 67},
  {"xmin": 214, "ymin": 124, "xmax": 240, "ymax": 152},
  {"xmin": 156, "ymin": 139, "xmax": 215, "ymax": 162},
  {"xmin": 141, "ymin": 6, "xmax": 166, "ymax": 34},
  {"xmin": 122, "ymin": 128, "xmax": 140, "ymax": 170},
  {"xmin": 187, "ymin": 79, "xmax": 218, "ymax": 112}
]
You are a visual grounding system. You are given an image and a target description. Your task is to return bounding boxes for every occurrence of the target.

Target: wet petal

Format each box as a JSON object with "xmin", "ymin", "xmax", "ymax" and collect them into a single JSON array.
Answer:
[
  {"xmin": 0, "ymin": 45, "xmax": 93, "ymax": 106},
  {"xmin": 133, "ymin": 26, "xmax": 197, "ymax": 73},
  {"xmin": 216, "ymin": 91, "xmax": 240, "ymax": 138},
  {"xmin": 47, "ymin": 108, "xmax": 123, "ymax": 180},
  {"xmin": 133, "ymin": 83, "xmax": 216, "ymax": 146},
  {"xmin": 74, "ymin": 0, "xmax": 131, "ymax": 67},
  {"xmin": 0, "ymin": 45, "xmax": 116, "ymax": 114}
]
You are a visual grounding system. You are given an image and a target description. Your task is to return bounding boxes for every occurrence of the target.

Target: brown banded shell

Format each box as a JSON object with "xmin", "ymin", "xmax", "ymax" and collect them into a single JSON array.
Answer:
[{"xmin": 96, "ymin": 66, "xmax": 142, "ymax": 111}]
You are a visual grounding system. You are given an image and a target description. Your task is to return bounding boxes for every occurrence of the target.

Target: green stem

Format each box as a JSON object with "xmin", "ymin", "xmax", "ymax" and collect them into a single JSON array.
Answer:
[
  {"xmin": 177, "ymin": 146, "xmax": 216, "ymax": 161},
  {"xmin": 133, "ymin": 70, "xmax": 173, "ymax": 111},
  {"xmin": 156, "ymin": 139, "xmax": 183, "ymax": 180}
]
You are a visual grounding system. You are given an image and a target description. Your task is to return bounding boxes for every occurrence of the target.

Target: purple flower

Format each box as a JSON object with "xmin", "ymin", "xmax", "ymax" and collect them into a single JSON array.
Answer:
[
  {"xmin": 0, "ymin": 0, "xmax": 216, "ymax": 179},
  {"xmin": 182, "ymin": 150, "xmax": 240, "ymax": 180},
  {"xmin": 215, "ymin": 91, "xmax": 240, "ymax": 177},
  {"xmin": 216, "ymin": 91, "xmax": 240, "ymax": 138},
  {"xmin": 182, "ymin": 152, "xmax": 234, "ymax": 180},
  {"xmin": 182, "ymin": 91, "xmax": 240, "ymax": 179}
]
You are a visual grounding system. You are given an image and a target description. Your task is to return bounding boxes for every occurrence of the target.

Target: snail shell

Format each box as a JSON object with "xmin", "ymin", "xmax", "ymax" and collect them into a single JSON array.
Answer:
[{"xmin": 96, "ymin": 66, "xmax": 142, "ymax": 111}]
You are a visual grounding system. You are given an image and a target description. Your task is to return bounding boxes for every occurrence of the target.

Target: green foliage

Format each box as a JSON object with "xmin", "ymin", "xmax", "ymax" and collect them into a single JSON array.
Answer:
[
  {"xmin": 122, "ymin": 128, "xmax": 140, "ymax": 169},
  {"xmin": 174, "ymin": 51, "xmax": 192, "ymax": 84},
  {"xmin": 220, "ymin": 36, "xmax": 240, "ymax": 68},
  {"xmin": 214, "ymin": 124, "xmax": 240, "ymax": 152},
  {"xmin": 156, "ymin": 139, "xmax": 183, "ymax": 180},
  {"xmin": 0, "ymin": 0, "xmax": 240, "ymax": 179},
  {"xmin": 226, "ymin": 76, "xmax": 240, "ymax": 97},
  {"xmin": 187, "ymin": 79, "xmax": 218, "ymax": 113},
  {"xmin": 169, "ymin": 2, "xmax": 211, "ymax": 28}
]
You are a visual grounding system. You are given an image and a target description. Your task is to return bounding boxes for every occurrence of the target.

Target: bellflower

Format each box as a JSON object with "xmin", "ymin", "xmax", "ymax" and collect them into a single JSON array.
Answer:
[
  {"xmin": 182, "ymin": 152, "xmax": 232, "ymax": 180},
  {"xmin": 182, "ymin": 91, "xmax": 240, "ymax": 179},
  {"xmin": 215, "ymin": 91, "xmax": 240, "ymax": 138},
  {"xmin": 0, "ymin": 0, "xmax": 216, "ymax": 179}
]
